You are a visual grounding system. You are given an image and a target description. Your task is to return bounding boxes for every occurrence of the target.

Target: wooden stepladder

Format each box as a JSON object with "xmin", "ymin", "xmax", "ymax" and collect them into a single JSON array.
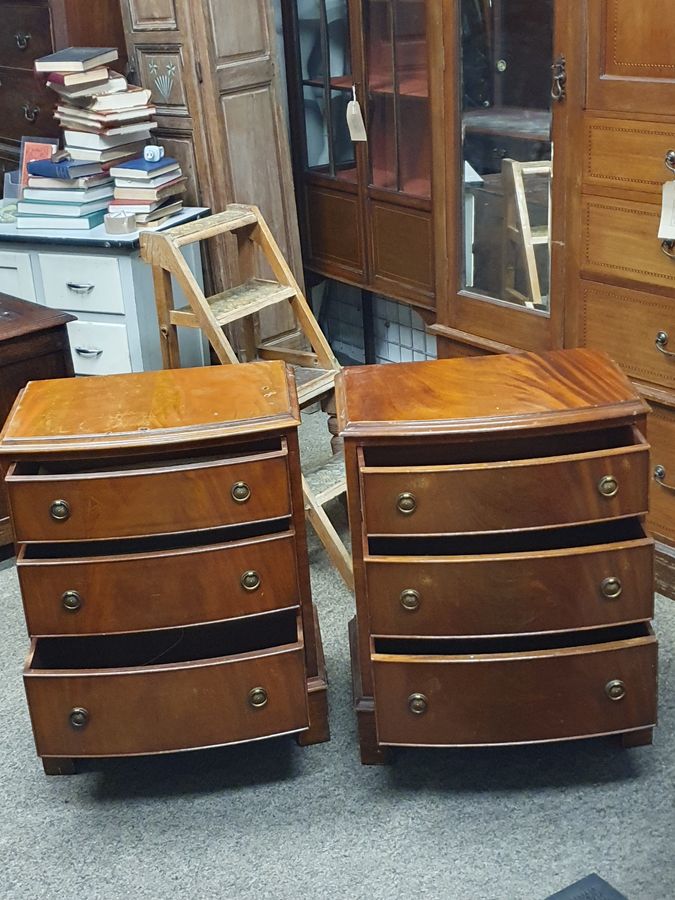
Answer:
[
  {"xmin": 140, "ymin": 205, "xmax": 353, "ymax": 590},
  {"xmin": 502, "ymin": 158, "xmax": 552, "ymax": 309}
]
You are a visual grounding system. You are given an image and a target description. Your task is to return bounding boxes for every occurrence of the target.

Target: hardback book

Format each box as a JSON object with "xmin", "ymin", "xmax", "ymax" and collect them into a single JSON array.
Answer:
[
  {"xmin": 16, "ymin": 210, "xmax": 107, "ymax": 230},
  {"xmin": 67, "ymin": 142, "xmax": 147, "ymax": 163},
  {"xmin": 108, "ymin": 156, "xmax": 179, "ymax": 179},
  {"xmin": 134, "ymin": 199, "xmax": 183, "ymax": 224},
  {"xmin": 34, "ymin": 47, "xmax": 118, "ymax": 73},
  {"xmin": 62, "ymin": 126, "xmax": 155, "ymax": 149},
  {"xmin": 17, "ymin": 197, "xmax": 112, "ymax": 217},
  {"xmin": 108, "ymin": 199, "xmax": 163, "ymax": 214},
  {"xmin": 546, "ymin": 874, "xmax": 627, "ymax": 899},
  {"xmin": 75, "ymin": 86, "xmax": 153, "ymax": 112},
  {"xmin": 47, "ymin": 73, "xmax": 127, "ymax": 100},
  {"xmin": 22, "ymin": 184, "xmax": 114, "ymax": 203},
  {"xmin": 27, "ymin": 159, "xmax": 104, "ymax": 179},
  {"xmin": 46, "ymin": 67, "xmax": 109, "ymax": 88},
  {"xmin": 57, "ymin": 106, "xmax": 156, "ymax": 126},
  {"xmin": 27, "ymin": 174, "xmax": 113, "ymax": 190},
  {"xmin": 112, "ymin": 177, "xmax": 186, "ymax": 202},
  {"xmin": 113, "ymin": 169, "xmax": 181, "ymax": 190}
]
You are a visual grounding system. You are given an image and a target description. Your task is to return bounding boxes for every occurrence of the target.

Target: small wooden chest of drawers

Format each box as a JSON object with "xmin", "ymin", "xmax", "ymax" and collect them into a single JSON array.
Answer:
[
  {"xmin": 337, "ymin": 349, "xmax": 658, "ymax": 764},
  {"xmin": 0, "ymin": 361, "xmax": 329, "ymax": 774}
]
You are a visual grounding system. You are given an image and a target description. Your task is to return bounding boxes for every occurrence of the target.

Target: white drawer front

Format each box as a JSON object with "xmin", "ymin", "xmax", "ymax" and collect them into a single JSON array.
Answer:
[
  {"xmin": 0, "ymin": 250, "xmax": 35, "ymax": 301},
  {"xmin": 67, "ymin": 321, "xmax": 132, "ymax": 375},
  {"xmin": 38, "ymin": 253, "xmax": 124, "ymax": 314}
]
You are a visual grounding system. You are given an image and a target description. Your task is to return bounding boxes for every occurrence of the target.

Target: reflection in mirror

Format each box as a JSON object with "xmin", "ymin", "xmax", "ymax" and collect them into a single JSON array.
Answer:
[{"xmin": 460, "ymin": 0, "xmax": 554, "ymax": 313}]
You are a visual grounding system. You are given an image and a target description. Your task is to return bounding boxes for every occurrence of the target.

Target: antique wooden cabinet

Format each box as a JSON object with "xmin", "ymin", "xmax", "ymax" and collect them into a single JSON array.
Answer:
[
  {"xmin": 118, "ymin": 0, "xmax": 302, "ymax": 340},
  {"xmin": 0, "ymin": 0, "xmax": 127, "ymax": 180},
  {"xmin": 338, "ymin": 349, "xmax": 657, "ymax": 764},
  {"xmin": 0, "ymin": 361, "xmax": 328, "ymax": 774}
]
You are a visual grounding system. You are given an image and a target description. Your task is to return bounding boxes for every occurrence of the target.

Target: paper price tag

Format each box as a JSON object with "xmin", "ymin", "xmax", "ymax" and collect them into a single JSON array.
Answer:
[
  {"xmin": 658, "ymin": 181, "xmax": 675, "ymax": 240},
  {"xmin": 347, "ymin": 87, "xmax": 367, "ymax": 143}
]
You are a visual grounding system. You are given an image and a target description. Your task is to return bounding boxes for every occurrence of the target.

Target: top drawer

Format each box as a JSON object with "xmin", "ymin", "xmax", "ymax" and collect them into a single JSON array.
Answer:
[
  {"xmin": 0, "ymin": 5, "xmax": 53, "ymax": 69},
  {"xmin": 38, "ymin": 254, "xmax": 125, "ymax": 315},
  {"xmin": 6, "ymin": 443, "xmax": 291, "ymax": 542},
  {"xmin": 360, "ymin": 428, "xmax": 649, "ymax": 535}
]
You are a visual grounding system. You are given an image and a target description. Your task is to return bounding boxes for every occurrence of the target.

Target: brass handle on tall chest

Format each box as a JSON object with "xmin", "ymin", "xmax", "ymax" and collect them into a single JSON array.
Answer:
[
  {"xmin": 665, "ymin": 150, "xmax": 675, "ymax": 174},
  {"xmin": 600, "ymin": 577, "xmax": 622, "ymax": 600},
  {"xmin": 655, "ymin": 331, "xmax": 675, "ymax": 358},
  {"xmin": 661, "ymin": 240, "xmax": 675, "ymax": 259},
  {"xmin": 231, "ymin": 481, "xmax": 251, "ymax": 503},
  {"xmin": 248, "ymin": 687, "xmax": 268, "ymax": 709},
  {"xmin": 605, "ymin": 680, "xmax": 626, "ymax": 701},
  {"xmin": 400, "ymin": 589, "xmax": 421, "ymax": 612},
  {"xmin": 654, "ymin": 465, "xmax": 675, "ymax": 493},
  {"xmin": 69, "ymin": 707, "xmax": 89, "ymax": 729},
  {"xmin": 598, "ymin": 475, "xmax": 619, "ymax": 498},
  {"xmin": 15, "ymin": 31, "xmax": 31, "ymax": 50},
  {"xmin": 62, "ymin": 590, "xmax": 82, "ymax": 612},
  {"xmin": 21, "ymin": 102, "xmax": 39, "ymax": 123},
  {"xmin": 408, "ymin": 693, "xmax": 428, "ymax": 715},
  {"xmin": 50, "ymin": 499, "xmax": 70, "ymax": 521},
  {"xmin": 240, "ymin": 570, "xmax": 261, "ymax": 591},
  {"xmin": 396, "ymin": 492, "xmax": 417, "ymax": 515}
]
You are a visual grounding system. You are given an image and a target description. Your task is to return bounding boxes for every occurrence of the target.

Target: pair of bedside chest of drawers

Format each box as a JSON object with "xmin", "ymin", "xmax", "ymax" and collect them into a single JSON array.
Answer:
[
  {"xmin": 0, "ymin": 361, "xmax": 328, "ymax": 774},
  {"xmin": 337, "ymin": 349, "xmax": 658, "ymax": 764}
]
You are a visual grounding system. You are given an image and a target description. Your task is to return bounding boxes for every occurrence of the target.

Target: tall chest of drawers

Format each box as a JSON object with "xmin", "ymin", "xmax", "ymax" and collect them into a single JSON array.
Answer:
[
  {"xmin": 337, "ymin": 349, "xmax": 658, "ymax": 765},
  {"xmin": 0, "ymin": 361, "xmax": 328, "ymax": 774}
]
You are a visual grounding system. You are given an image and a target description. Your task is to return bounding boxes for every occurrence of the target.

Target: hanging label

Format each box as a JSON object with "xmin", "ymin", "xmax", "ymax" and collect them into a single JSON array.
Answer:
[
  {"xmin": 347, "ymin": 87, "xmax": 367, "ymax": 143},
  {"xmin": 658, "ymin": 181, "xmax": 675, "ymax": 240}
]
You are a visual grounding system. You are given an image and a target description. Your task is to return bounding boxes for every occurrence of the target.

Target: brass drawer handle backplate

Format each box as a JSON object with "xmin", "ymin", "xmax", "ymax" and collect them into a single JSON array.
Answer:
[
  {"xmin": 231, "ymin": 481, "xmax": 251, "ymax": 503},
  {"xmin": 655, "ymin": 331, "xmax": 675, "ymax": 358},
  {"xmin": 597, "ymin": 475, "xmax": 619, "ymax": 498},
  {"xmin": 400, "ymin": 589, "xmax": 421, "ymax": 612},
  {"xmin": 49, "ymin": 499, "xmax": 70, "ymax": 521},
  {"xmin": 22, "ymin": 102, "xmax": 39, "ymax": 123},
  {"xmin": 396, "ymin": 492, "xmax": 417, "ymax": 515},
  {"xmin": 15, "ymin": 31, "xmax": 31, "ymax": 50},
  {"xmin": 600, "ymin": 577, "xmax": 622, "ymax": 600},
  {"xmin": 654, "ymin": 465, "xmax": 675, "ymax": 493},
  {"xmin": 240, "ymin": 570, "xmax": 261, "ymax": 591},
  {"xmin": 408, "ymin": 693, "xmax": 428, "ymax": 715},
  {"xmin": 69, "ymin": 707, "xmax": 89, "ymax": 729},
  {"xmin": 248, "ymin": 687, "xmax": 268, "ymax": 709},
  {"xmin": 62, "ymin": 590, "xmax": 82, "ymax": 612},
  {"xmin": 605, "ymin": 680, "xmax": 626, "ymax": 702}
]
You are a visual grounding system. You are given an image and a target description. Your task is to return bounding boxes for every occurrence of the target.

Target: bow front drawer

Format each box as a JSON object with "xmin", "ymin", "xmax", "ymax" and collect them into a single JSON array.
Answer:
[{"xmin": 6, "ymin": 444, "xmax": 291, "ymax": 542}]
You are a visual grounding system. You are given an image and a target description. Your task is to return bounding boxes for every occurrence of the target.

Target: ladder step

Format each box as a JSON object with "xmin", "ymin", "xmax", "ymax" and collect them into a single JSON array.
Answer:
[
  {"xmin": 168, "ymin": 206, "xmax": 258, "ymax": 248},
  {"xmin": 294, "ymin": 366, "xmax": 337, "ymax": 405},
  {"xmin": 170, "ymin": 279, "xmax": 296, "ymax": 329},
  {"xmin": 303, "ymin": 449, "xmax": 346, "ymax": 506}
]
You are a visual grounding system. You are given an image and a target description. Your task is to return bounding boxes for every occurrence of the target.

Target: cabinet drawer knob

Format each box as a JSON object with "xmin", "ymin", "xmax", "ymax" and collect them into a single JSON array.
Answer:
[
  {"xmin": 666, "ymin": 150, "xmax": 675, "ymax": 173},
  {"xmin": 605, "ymin": 680, "xmax": 626, "ymax": 702},
  {"xmin": 69, "ymin": 707, "xmax": 89, "ymax": 729},
  {"xmin": 15, "ymin": 31, "xmax": 31, "ymax": 50},
  {"xmin": 248, "ymin": 687, "xmax": 268, "ymax": 709},
  {"xmin": 600, "ymin": 577, "xmax": 622, "ymax": 600},
  {"xmin": 62, "ymin": 590, "xmax": 82, "ymax": 612},
  {"xmin": 655, "ymin": 331, "xmax": 675, "ymax": 358},
  {"xmin": 50, "ymin": 499, "xmax": 71, "ymax": 521},
  {"xmin": 21, "ymin": 102, "xmax": 39, "ymax": 123},
  {"xmin": 240, "ymin": 570, "xmax": 261, "ymax": 591},
  {"xmin": 396, "ymin": 492, "xmax": 417, "ymax": 515},
  {"xmin": 400, "ymin": 589, "xmax": 421, "ymax": 612},
  {"xmin": 598, "ymin": 475, "xmax": 619, "ymax": 498},
  {"xmin": 231, "ymin": 481, "xmax": 251, "ymax": 503},
  {"xmin": 654, "ymin": 465, "xmax": 675, "ymax": 493},
  {"xmin": 408, "ymin": 693, "xmax": 428, "ymax": 715},
  {"xmin": 662, "ymin": 240, "xmax": 675, "ymax": 259}
]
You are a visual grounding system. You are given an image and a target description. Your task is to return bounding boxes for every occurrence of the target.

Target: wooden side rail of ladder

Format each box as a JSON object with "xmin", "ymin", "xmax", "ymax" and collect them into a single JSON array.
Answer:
[{"xmin": 140, "ymin": 205, "xmax": 354, "ymax": 591}]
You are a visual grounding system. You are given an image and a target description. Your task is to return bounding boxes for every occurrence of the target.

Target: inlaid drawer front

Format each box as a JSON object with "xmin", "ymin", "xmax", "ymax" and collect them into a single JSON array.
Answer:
[
  {"xmin": 372, "ymin": 625, "xmax": 657, "ymax": 746},
  {"xmin": 583, "ymin": 118, "xmax": 675, "ymax": 199},
  {"xmin": 365, "ymin": 524, "xmax": 654, "ymax": 637},
  {"xmin": 24, "ymin": 614, "xmax": 309, "ymax": 757},
  {"xmin": 67, "ymin": 321, "xmax": 132, "ymax": 376},
  {"xmin": 0, "ymin": 5, "xmax": 53, "ymax": 68},
  {"xmin": 361, "ymin": 440, "xmax": 649, "ymax": 535},
  {"xmin": 6, "ymin": 447, "xmax": 291, "ymax": 542},
  {"xmin": 0, "ymin": 68, "xmax": 58, "ymax": 142},
  {"xmin": 39, "ymin": 254, "xmax": 125, "ymax": 315},
  {"xmin": 18, "ymin": 529, "xmax": 300, "ymax": 636},
  {"xmin": 581, "ymin": 281, "xmax": 675, "ymax": 391},
  {"xmin": 647, "ymin": 402, "xmax": 675, "ymax": 545}
]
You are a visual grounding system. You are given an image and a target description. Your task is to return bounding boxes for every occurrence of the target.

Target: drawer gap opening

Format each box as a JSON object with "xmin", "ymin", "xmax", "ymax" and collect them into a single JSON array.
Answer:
[
  {"xmin": 362, "ymin": 425, "xmax": 639, "ymax": 467},
  {"xmin": 30, "ymin": 609, "xmax": 299, "ymax": 671},
  {"xmin": 22, "ymin": 518, "xmax": 293, "ymax": 560},
  {"xmin": 368, "ymin": 519, "xmax": 647, "ymax": 557},
  {"xmin": 374, "ymin": 622, "xmax": 651, "ymax": 657}
]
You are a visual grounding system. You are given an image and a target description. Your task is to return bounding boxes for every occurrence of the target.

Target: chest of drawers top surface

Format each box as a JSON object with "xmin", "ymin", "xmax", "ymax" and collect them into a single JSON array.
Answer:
[
  {"xmin": 0, "ymin": 360, "xmax": 299, "ymax": 457},
  {"xmin": 337, "ymin": 349, "xmax": 648, "ymax": 438}
]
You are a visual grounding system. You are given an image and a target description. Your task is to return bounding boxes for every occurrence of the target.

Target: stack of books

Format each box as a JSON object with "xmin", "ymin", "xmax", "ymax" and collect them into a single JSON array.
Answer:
[
  {"xmin": 108, "ymin": 155, "xmax": 187, "ymax": 229},
  {"xmin": 17, "ymin": 157, "xmax": 113, "ymax": 230}
]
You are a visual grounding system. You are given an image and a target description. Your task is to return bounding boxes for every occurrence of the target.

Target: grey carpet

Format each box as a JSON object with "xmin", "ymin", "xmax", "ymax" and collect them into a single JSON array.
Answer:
[{"xmin": 0, "ymin": 411, "xmax": 674, "ymax": 900}]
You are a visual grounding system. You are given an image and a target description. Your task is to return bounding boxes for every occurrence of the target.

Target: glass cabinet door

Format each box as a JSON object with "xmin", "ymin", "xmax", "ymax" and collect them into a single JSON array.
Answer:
[
  {"xmin": 459, "ymin": 0, "xmax": 554, "ymax": 313},
  {"xmin": 298, "ymin": 0, "xmax": 356, "ymax": 182}
]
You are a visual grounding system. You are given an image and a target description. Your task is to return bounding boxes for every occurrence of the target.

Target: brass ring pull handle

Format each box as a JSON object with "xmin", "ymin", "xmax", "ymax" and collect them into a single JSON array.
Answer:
[
  {"xmin": 666, "ymin": 150, "xmax": 675, "ymax": 174},
  {"xmin": 240, "ymin": 570, "xmax": 261, "ymax": 591},
  {"xmin": 248, "ymin": 687, "xmax": 268, "ymax": 709},
  {"xmin": 597, "ymin": 475, "xmax": 619, "ymax": 498},
  {"xmin": 408, "ymin": 693, "xmax": 428, "ymax": 715},
  {"xmin": 605, "ymin": 680, "xmax": 626, "ymax": 702},
  {"xmin": 661, "ymin": 240, "xmax": 675, "ymax": 259},
  {"xmin": 231, "ymin": 481, "xmax": 251, "ymax": 503},
  {"xmin": 400, "ymin": 589, "xmax": 421, "ymax": 612},
  {"xmin": 49, "ymin": 499, "xmax": 71, "ymax": 521},
  {"xmin": 62, "ymin": 590, "xmax": 82, "ymax": 612},
  {"xmin": 21, "ymin": 102, "xmax": 39, "ymax": 123},
  {"xmin": 396, "ymin": 492, "xmax": 417, "ymax": 515},
  {"xmin": 15, "ymin": 31, "xmax": 31, "ymax": 50},
  {"xmin": 654, "ymin": 465, "xmax": 675, "ymax": 493},
  {"xmin": 69, "ymin": 707, "xmax": 89, "ymax": 729},
  {"xmin": 655, "ymin": 331, "xmax": 675, "ymax": 358},
  {"xmin": 600, "ymin": 577, "xmax": 622, "ymax": 600}
]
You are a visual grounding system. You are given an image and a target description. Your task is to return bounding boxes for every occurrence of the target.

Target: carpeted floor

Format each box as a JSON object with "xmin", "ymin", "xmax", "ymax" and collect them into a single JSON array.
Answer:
[{"xmin": 0, "ymin": 411, "xmax": 673, "ymax": 900}]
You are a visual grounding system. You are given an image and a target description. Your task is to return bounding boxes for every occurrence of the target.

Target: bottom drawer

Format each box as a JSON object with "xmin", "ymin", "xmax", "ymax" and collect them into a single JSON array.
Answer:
[
  {"xmin": 24, "ymin": 610, "xmax": 308, "ymax": 757},
  {"xmin": 67, "ymin": 320, "xmax": 132, "ymax": 375},
  {"xmin": 372, "ymin": 624, "xmax": 657, "ymax": 747}
]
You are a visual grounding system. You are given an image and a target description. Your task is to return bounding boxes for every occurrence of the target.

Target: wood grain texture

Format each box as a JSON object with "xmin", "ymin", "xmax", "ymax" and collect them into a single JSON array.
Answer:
[{"xmin": 646, "ymin": 401, "xmax": 675, "ymax": 545}]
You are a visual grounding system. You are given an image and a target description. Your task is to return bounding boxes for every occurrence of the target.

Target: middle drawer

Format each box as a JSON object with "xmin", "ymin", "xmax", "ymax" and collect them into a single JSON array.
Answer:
[
  {"xmin": 18, "ymin": 524, "xmax": 300, "ymax": 636},
  {"xmin": 6, "ymin": 443, "xmax": 291, "ymax": 542}
]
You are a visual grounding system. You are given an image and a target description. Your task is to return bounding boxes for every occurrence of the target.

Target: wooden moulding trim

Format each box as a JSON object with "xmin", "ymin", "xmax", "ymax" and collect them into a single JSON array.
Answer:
[{"xmin": 426, "ymin": 323, "xmax": 520, "ymax": 355}]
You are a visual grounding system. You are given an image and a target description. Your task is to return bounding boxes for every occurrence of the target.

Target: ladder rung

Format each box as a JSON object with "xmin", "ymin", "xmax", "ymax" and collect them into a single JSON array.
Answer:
[
  {"xmin": 303, "ymin": 449, "xmax": 346, "ymax": 506},
  {"xmin": 167, "ymin": 206, "xmax": 258, "ymax": 248},
  {"xmin": 506, "ymin": 224, "xmax": 549, "ymax": 245},
  {"xmin": 171, "ymin": 279, "xmax": 296, "ymax": 329},
  {"xmin": 294, "ymin": 367, "xmax": 337, "ymax": 405}
]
